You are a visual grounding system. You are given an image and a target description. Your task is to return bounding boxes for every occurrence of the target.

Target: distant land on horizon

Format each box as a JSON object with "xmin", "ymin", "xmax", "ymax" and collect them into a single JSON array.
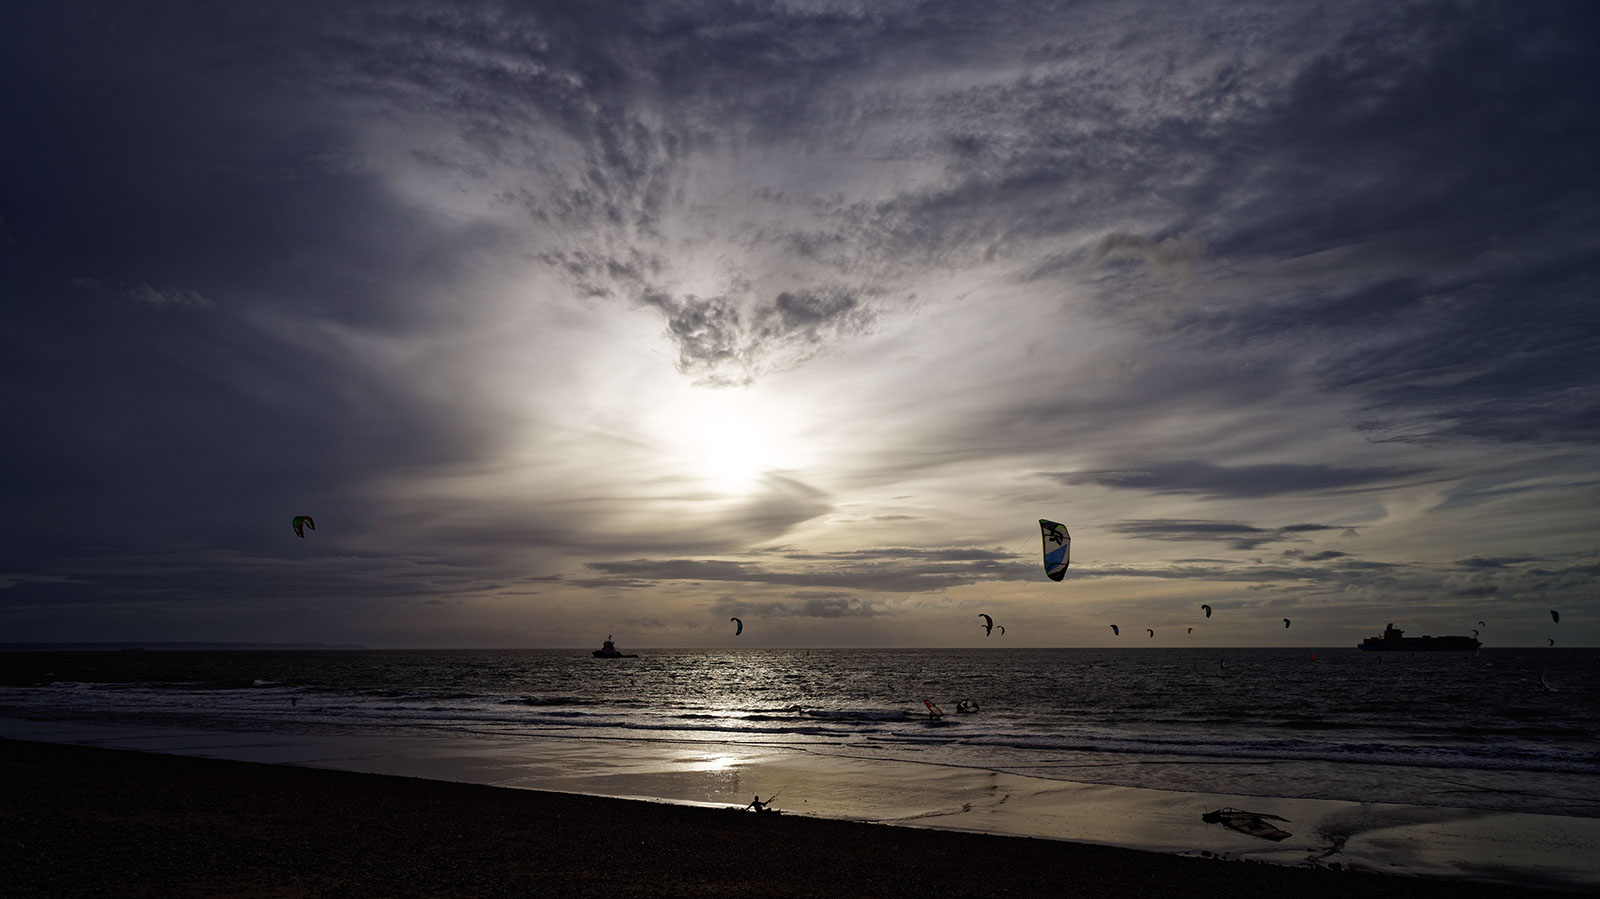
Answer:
[{"xmin": 0, "ymin": 642, "xmax": 370, "ymax": 652}]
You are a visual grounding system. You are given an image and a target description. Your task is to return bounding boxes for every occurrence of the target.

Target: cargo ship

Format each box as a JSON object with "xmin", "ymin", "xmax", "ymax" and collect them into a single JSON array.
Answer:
[{"xmin": 1358, "ymin": 622, "xmax": 1480, "ymax": 652}]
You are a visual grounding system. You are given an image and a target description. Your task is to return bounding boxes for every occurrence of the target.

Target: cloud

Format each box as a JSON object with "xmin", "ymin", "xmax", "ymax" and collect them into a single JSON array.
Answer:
[
  {"xmin": 1048, "ymin": 459, "xmax": 1425, "ymax": 498},
  {"xmin": 4, "ymin": 2, "xmax": 1598, "ymax": 645},
  {"xmin": 1283, "ymin": 549, "xmax": 1350, "ymax": 561},
  {"xmin": 636, "ymin": 286, "xmax": 874, "ymax": 386},
  {"xmin": 718, "ymin": 592, "xmax": 892, "ymax": 619},
  {"xmin": 1089, "ymin": 231, "xmax": 1205, "ymax": 278},
  {"xmin": 1108, "ymin": 519, "xmax": 1348, "ymax": 551},
  {"xmin": 125, "ymin": 284, "xmax": 213, "ymax": 310}
]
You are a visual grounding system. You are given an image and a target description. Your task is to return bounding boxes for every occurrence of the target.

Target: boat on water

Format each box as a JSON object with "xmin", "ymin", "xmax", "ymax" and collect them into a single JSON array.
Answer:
[
  {"xmin": 592, "ymin": 635, "xmax": 637, "ymax": 658},
  {"xmin": 1358, "ymin": 622, "xmax": 1480, "ymax": 652}
]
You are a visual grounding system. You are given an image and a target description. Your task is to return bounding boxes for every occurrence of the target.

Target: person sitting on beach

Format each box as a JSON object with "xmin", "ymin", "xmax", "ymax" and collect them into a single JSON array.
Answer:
[{"xmin": 746, "ymin": 795, "xmax": 773, "ymax": 813}]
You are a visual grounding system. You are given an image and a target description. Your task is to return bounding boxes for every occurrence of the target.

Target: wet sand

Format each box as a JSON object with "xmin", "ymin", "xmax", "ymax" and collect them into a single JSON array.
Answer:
[{"xmin": 0, "ymin": 738, "xmax": 1574, "ymax": 898}]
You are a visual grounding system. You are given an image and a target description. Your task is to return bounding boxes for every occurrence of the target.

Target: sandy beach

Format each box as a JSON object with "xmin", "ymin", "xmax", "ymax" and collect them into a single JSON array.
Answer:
[{"xmin": 1, "ymin": 736, "xmax": 1582, "ymax": 898}]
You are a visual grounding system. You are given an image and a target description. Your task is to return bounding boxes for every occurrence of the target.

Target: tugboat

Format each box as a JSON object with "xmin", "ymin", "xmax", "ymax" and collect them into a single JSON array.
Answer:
[
  {"xmin": 592, "ymin": 635, "xmax": 637, "ymax": 658},
  {"xmin": 1358, "ymin": 622, "xmax": 1481, "ymax": 652}
]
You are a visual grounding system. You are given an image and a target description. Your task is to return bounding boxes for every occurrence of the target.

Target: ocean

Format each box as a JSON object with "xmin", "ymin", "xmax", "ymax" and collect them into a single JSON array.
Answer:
[{"xmin": 2, "ymin": 646, "xmax": 1595, "ymax": 820}]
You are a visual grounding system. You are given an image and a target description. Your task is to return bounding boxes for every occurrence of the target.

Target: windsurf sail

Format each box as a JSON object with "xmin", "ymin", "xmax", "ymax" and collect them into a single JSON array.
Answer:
[{"xmin": 1202, "ymin": 808, "xmax": 1292, "ymax": 841}]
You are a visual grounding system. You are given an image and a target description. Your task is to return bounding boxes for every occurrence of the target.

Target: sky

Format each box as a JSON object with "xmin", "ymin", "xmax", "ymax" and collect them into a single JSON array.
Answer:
[{"xmin": 3, "ymin": 1, "xmax": 1597, "ymax": 649}]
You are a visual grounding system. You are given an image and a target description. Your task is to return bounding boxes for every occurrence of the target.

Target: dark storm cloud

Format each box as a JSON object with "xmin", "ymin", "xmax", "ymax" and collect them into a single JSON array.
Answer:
[{"xmin": 1048, "ymin": 459, "xmax": 1425, "ymax": 498}]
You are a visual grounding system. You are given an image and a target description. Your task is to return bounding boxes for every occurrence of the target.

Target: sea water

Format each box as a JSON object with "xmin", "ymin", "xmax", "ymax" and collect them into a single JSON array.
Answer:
[{"xmin": 1, "ymin": 647, "xmax": 1595, "ymax": 818}]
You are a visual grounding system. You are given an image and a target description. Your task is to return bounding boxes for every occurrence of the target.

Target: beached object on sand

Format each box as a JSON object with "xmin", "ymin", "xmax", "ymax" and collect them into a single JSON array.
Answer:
[{"xmin": 1202, "ymin": 807, "xmax": 1292, "ymax": 841}]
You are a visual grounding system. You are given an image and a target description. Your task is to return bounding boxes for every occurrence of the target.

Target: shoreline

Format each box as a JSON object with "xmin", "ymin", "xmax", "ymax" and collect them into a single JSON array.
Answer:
[
  {"xmin": 3, "ymin": 718, "xmax": 1598, "ymax": 893},
  {"xmin": 0, "ymin": 736, "xmax": 1581, "ymax": 898}
]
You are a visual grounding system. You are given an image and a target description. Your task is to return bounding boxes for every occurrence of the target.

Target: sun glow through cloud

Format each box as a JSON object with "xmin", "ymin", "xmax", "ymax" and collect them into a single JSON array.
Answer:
[{"xmin": 653, "ymin": 387, "xmax": 805, "ymax": 494}]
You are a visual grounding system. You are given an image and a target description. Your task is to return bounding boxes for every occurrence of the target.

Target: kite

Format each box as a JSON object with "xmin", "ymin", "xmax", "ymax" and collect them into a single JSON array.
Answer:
[
  {"xmin": 730, "ymin": 617, "xmax": 743, "ymax": 636},
  {"xmin": 291, "ymin": 515, "xmax": 315, "ymax": 538},
  {"xmin": 1187, "ymin": 627, "xmax": 1194, "ymax": 634},
  {"xmin": 1039, "ymin": 519, "xmax": 1071, "ymax": 581},
  {"xmin": 1548, "ymin": 638, "xmax": 1556, "ymax": 646},
  {"xmin": 1110, "ymin": 625, "xmax": 1120, "ymax": 636},
  {"xmin": 997, "ymin": 625, "xmax": 1005, "ymax": 636},
  {"xmin": 979, "ymin": 614, "xmax": 994, "ymax": 636},
  {"xmin": 1147, "ymin": 628, "xmax": 1155, "ymax": 638},
  {"xmin": 1472, "ymin": 629, "xmax": 1480, "ymax": 638},
  {"xmin": 1551, "ymin": 610, "xmax": 1560, "ymax": 623},
  {"xmin": 1478, "ymin": 620, "xmax": 1486, "ymax": 627},
  {"xmin": 1283, "ymin": 618, "xmax": 1292, "ymax": 628},
  {"xmin": 1201, "ymin": 604, "xmax": 1212, "ymax": 618}
]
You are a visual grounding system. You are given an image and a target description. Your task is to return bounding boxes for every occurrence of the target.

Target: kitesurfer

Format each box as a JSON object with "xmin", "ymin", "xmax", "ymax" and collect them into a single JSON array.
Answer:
[
  {"xmin": 1039, "ymin": 519, "xmax": 1071, "ymax": 581},
  {"xmin": 747, "ymin": 794, "xmax": 774, "ymax": 813}
]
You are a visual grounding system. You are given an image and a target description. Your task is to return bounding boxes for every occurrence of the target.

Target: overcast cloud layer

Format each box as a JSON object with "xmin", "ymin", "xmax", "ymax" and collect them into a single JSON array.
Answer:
[{"xmin": 3, "ymin": 1, "xmax": 1596, "ymax": 647}]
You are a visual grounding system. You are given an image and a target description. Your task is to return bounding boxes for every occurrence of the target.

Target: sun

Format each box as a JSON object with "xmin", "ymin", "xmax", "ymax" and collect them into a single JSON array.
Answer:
[{"xmin": 656, "ymin": 387, "xmax": 798, "ymax": 493}]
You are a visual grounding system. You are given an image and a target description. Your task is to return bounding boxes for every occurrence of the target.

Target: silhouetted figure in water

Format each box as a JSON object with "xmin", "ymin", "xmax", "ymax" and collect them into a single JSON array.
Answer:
[
  {"xmin": 290, "ymin": 697, "xmax": 298, "ymax": 706},
  {"xmin": 747, "ymin": 795, "xmax": 774, "ymax": 813}
]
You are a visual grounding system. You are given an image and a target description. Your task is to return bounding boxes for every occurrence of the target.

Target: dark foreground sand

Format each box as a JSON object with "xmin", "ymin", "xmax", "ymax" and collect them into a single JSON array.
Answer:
[{"xmin": 0, "ymin": 738, "xmax": 1570, "ymax": 898}]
